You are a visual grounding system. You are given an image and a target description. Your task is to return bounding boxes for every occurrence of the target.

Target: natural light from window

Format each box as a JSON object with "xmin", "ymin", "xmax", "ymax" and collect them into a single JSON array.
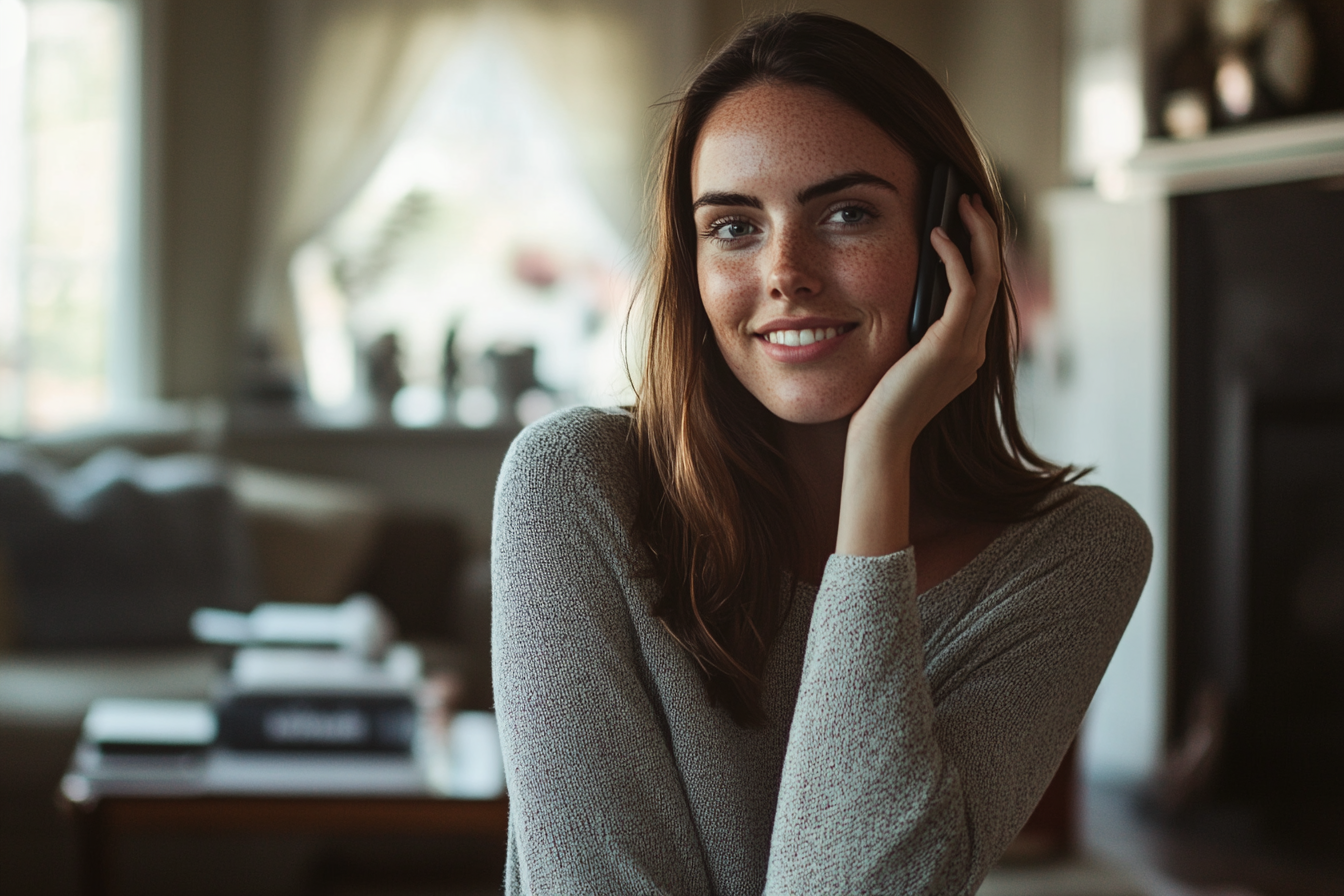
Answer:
[
  {"xmin": 0, "ymin": 0, "xmax": 127, "ymax": 436},
  {"xmin": 293, "ymin": 18, "xmax": 636, "ymax": 428}
]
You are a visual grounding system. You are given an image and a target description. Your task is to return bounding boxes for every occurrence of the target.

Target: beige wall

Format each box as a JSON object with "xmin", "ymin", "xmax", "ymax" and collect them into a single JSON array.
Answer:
[
  {"xmin": 154, "ymin": 1, "xmax": 267, "ymax": 401},
  {"xmin": 700, "ymin": 0, "xmax": 945, "ymax": 70},
  {"xmin": 943, "ymin": 0, "xmax": 1066, "ymax": 250}
]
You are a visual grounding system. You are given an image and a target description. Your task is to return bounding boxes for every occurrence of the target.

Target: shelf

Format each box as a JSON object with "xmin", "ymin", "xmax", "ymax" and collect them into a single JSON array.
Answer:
[
  {"xmin": 1121, "ymin": 111, "xmax": 1344, "ymax": 196},
  {"xmin": 22, "ymin": 404, "xmax": 524, "ymax": 460}
]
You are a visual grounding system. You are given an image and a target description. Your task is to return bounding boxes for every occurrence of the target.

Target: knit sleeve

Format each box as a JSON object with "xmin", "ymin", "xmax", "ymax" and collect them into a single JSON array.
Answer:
[
  {"xmin": 765, "ymin": 489, "xmax": 1151, "ymax": 895},
  {"xmin": 491, "ymin": 410, "xmax": 712, "ymax": 896}
]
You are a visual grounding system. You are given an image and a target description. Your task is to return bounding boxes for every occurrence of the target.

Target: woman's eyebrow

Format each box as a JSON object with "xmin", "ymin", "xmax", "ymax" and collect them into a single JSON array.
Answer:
[
  {"xmin": 692, "ymin": 191, "xmax": 761, "ymax": 211},
  {"xmin": 797, "ymin": 171, "xmax": 898, "ymax": 204},
  {"xmin": 692, "ymin": 172, "xmax": 898, "ymax": 212}
]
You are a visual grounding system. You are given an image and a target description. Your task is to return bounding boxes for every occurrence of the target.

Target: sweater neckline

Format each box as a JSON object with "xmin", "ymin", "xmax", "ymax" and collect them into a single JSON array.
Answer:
[
  {"xmin": 914, "ymin": 483, "xmax": 1082, "ymax": 598},
  {"xmin": 798, "ymin": 483, "xmax": 1081, "ymax": 599}
]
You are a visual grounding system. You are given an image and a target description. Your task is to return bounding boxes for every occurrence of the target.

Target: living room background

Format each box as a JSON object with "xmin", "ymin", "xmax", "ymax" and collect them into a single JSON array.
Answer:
[{"xmin": 4, "ymin": 3, "xmax": 1213, "ymax": 893}]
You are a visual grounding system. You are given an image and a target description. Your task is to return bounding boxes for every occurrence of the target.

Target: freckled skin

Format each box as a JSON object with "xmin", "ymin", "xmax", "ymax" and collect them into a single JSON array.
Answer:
[{"xmin": 692, "ymin": 83, "xmax": 923, "ymax": 424}]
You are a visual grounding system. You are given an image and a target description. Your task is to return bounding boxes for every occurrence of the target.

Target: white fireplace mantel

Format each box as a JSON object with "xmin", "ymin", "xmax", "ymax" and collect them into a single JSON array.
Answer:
[{"xmin": 1119, "ymin": 111, "xmax": 1344, "ymax": 198}]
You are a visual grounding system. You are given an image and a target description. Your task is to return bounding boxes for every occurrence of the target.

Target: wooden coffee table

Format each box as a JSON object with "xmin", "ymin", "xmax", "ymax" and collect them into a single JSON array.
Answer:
[{"xmin": 58, "ymin": 715, "xmax": 509, "ymax": 896}]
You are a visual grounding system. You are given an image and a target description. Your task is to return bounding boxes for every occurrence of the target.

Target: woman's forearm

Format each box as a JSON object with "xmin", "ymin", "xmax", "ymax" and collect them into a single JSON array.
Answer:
[
  {"xmin": 835, "ymin": 426, "xmax": 914, "ymax": 557},
  {"xmin": 766, "ymin": 550, "xmax": 973, "ymax": 894}
]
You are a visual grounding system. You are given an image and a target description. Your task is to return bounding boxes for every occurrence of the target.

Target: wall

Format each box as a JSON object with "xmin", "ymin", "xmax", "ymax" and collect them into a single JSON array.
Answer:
[
  {"xmin": 943, "ymin": 0, "xmax": 1067, "ymax": 250},
  {"xmin": 154, "ymin": 1, "xmax": 267, "ymax": 401},
  {"xmin": 1041, "ymin": 189, "xmax": 1169, "ymax": 782},
  {"xmin": 701, "ymin": 0, "xmax": 944, "ymax": 70}
]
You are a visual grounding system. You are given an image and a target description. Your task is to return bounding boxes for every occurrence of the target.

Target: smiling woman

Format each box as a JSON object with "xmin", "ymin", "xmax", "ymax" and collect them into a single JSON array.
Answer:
[
  {"xmin": 491, "ymin": 12, "xmax": 1152, "ymax": 895},
  {"xmin": 692, "ymin": 85, "xmax": 926, "ymax": 426}
]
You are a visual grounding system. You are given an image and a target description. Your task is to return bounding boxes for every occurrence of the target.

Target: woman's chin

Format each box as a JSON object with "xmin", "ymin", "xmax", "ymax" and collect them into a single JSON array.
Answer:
[{"xmin": 763, "ymin": 395, "xmax": 864, "ymax": 427}]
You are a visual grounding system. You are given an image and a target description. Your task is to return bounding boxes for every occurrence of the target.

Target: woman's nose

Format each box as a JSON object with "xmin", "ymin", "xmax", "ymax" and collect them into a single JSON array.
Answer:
[{"xmin": 766, "ymin": 229, "xmax": 822, "ymax": 300}]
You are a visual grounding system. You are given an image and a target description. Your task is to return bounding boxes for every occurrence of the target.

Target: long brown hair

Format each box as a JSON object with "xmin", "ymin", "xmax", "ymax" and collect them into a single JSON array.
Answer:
[{"xmin": 633, "ymin": 12, "xmax": 1078, "ymax": 725}]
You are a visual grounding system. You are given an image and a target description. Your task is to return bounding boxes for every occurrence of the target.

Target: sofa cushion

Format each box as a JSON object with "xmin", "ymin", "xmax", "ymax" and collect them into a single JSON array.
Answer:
[
  {"xmin": 231, "ymin": 464, "xmax": 383, "ymax": 604},
  {"xmin": 0, "ymin": 448, "xmax": 260, "ymax": 648}
]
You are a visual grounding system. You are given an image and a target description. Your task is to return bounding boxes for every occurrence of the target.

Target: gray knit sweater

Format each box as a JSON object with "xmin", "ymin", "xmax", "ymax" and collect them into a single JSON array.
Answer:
[{"xmin": 491, "ymin": 406, "xmax": 1151, "ymax": 895}]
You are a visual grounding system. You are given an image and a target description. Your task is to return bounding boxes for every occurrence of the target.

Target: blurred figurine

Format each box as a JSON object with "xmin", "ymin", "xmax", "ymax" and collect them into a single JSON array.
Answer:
[
  {"xmin": 483, "ymin": 344, "xmax": 540, "ymax": 426},
  {"xmin": 513, "ymin": 247, "xmax": 561, "ymax": 291},
  {"xmin": 236, "ymin": 331, "xmax": 301, "ymax": 407},
  {"xmin": 366, "ymin": 332, "xmax": 404, "ymax": 420},
  {"xmin": 442, "ymin": 324, "xmax": 461, "ymax": 396},
  {"xmin": 1159, "ymin": 0, "xmax": 1319, "ymax": 138}
]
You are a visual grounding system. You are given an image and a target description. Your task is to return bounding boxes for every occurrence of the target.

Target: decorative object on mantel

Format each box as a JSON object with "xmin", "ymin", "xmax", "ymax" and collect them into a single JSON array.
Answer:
[
  {"xmin": 462, "ymin": 343, "xmax": 556, "ymax": 428},
  {"xmin": 441, "ymin": 322, "xmax": 461, "ymax": 397},
  {"xmin": 365, "ymin": 332, "xmax": 405, "ymax": 423},
  {"xmin": 1156, "ymin": 0, "xmax": 1344, "ymax": 140},
  {"xmin": 1160, "ymin": 8, "xmax": 1218, "ymax": 139},
  {"xmin": 237, "ymin": 331, "xmax": 302, "ymax": 410}
]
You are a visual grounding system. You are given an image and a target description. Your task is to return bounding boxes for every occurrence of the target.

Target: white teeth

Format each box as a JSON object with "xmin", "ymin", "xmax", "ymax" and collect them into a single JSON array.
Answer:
[{"xmin": 765, "ymin": 326, "xmax": 847, "ymax": 346}]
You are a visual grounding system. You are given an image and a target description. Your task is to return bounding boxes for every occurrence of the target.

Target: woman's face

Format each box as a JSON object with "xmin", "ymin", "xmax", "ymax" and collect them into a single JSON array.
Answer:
[{"xmin": 691, "ymin": 82, "xmax": 923, "ymax": 425}]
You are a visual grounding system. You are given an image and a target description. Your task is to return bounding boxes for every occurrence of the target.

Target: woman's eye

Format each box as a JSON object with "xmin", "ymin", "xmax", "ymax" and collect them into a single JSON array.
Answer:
[
  {"xmin": 828, "ymin": 206, "xmax": 871, "ymax": 225},
  {"xmin": 707, "ymin": 219, "xmax": 757, "ymax": 242}
]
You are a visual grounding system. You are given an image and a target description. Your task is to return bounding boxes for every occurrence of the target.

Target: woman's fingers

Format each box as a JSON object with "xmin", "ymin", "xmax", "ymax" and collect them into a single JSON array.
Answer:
[
  {"xmin": 852, "ymin": 196, "xmax": 1002, "ymax": 451},
  {"xmin": 930, "ymin": 194, "xmax": 1000, "ymax": 338},
  {"xmin": 928, "ymin": 213, "xmax": 977, "ymax": 333},
  {"xmin": 920, "ymin": 193, "xmax": 1001, "ymax": 383},
  {"xmin": 964, "ymin": 194, "xmax": 1002, "ymax": 328}
]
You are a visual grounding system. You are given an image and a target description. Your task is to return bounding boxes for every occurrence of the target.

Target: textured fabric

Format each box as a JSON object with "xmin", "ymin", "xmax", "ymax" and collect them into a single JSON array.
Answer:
[
  {"xmin": 0, "ymin": 448, "xmax": 259, "ymax": 648},
  {"xmin": 492, "ymin": 406, "xmax": 1151, "ymax": 895}
]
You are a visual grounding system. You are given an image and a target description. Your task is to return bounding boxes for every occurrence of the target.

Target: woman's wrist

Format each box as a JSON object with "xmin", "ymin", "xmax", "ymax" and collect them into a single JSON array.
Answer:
[{"xmin": 835, "ymin": 427, "xmax": 913, "ymax": 557}]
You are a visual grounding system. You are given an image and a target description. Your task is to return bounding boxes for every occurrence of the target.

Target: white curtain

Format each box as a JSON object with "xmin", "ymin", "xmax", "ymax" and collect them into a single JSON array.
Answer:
[
  {"xmin": 244, "ymin": 0, "xmax": 699, "ymax": 383},
  {"xmin": 246, "ymin": 0, "xmax": 465, "ymax": 369}
]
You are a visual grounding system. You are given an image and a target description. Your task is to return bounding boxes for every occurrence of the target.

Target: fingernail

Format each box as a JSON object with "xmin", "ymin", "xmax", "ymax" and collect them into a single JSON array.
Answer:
[{"xmin": 932, "ymin": 226, "xmax": 947, "ymax": 240}]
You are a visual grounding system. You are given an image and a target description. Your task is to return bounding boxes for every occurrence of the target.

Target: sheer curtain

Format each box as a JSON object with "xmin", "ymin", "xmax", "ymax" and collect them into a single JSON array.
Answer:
[
  {"xmin": 243, "ymin": 0, "xmax": 698, "ymax": 393},
  {"xmin": 246, "ymin": 0, "xmax": 464, "ymax": 372}
]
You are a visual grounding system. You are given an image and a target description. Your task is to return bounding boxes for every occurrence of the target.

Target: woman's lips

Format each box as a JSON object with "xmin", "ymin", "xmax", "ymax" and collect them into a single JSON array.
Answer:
[{"xmin": 755, "ymin": 322, "xmax": 857, "ymax": 363}]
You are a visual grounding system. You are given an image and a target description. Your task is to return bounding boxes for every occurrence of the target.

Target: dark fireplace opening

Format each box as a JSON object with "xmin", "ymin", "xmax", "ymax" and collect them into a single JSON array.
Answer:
[
  {"xmin": 1172, "ymin": 178, "xmax": 1344, "ymax": 858},
  {"xmin": 1224, "ymin": 398, "xmax": 1344, "ymax": 842}
]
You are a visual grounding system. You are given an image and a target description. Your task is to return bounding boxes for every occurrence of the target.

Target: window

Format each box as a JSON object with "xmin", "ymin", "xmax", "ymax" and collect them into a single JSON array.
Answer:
[
  {"xmin": 0, "ymin": 0, "xmax": 132, "ymax": 435},
  {"xmin": 291, "ymin": 14, "xmax": 640, "ymax": 428}
]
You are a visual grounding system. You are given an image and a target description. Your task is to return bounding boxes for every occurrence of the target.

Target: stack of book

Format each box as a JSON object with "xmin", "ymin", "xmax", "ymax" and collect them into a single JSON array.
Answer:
[
  {"xmin": 215, "ymin": 643, "xmax": 421, "ymax": 753},
  {"xmin": 190, "ymin": 594, "xmax": 420, "ymax": 754},
  {"xmin": 70, "ymin": 595, "xmax": 508, "ymax": 801}
]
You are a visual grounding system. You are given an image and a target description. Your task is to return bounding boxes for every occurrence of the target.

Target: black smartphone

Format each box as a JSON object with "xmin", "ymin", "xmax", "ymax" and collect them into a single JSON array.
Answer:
[{"xmin": 907, "ymin": 162, "xmax": 973, "ymax": 345}]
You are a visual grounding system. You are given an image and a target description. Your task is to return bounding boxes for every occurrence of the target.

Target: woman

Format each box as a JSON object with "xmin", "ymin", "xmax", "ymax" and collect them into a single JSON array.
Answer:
[{"xmin": 492, "ymin": 12, "xmax": 1150, "ymax": 895}]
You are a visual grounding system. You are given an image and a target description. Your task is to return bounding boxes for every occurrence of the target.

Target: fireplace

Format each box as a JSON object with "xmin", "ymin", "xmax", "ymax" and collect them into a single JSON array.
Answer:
[
  {"xmin": 1238, "ymin": 397, "xmax": 1344, "ymax": 838},
  {"xmin": 1171, "ymin": 177, "xmax": 1344, "ymax": 850}
]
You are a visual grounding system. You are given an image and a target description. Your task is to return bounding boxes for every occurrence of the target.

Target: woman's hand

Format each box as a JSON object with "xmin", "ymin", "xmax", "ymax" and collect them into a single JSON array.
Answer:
[{"xmin": 835, "ymin": 193, "xmax": 1002, "ymax": 557}]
